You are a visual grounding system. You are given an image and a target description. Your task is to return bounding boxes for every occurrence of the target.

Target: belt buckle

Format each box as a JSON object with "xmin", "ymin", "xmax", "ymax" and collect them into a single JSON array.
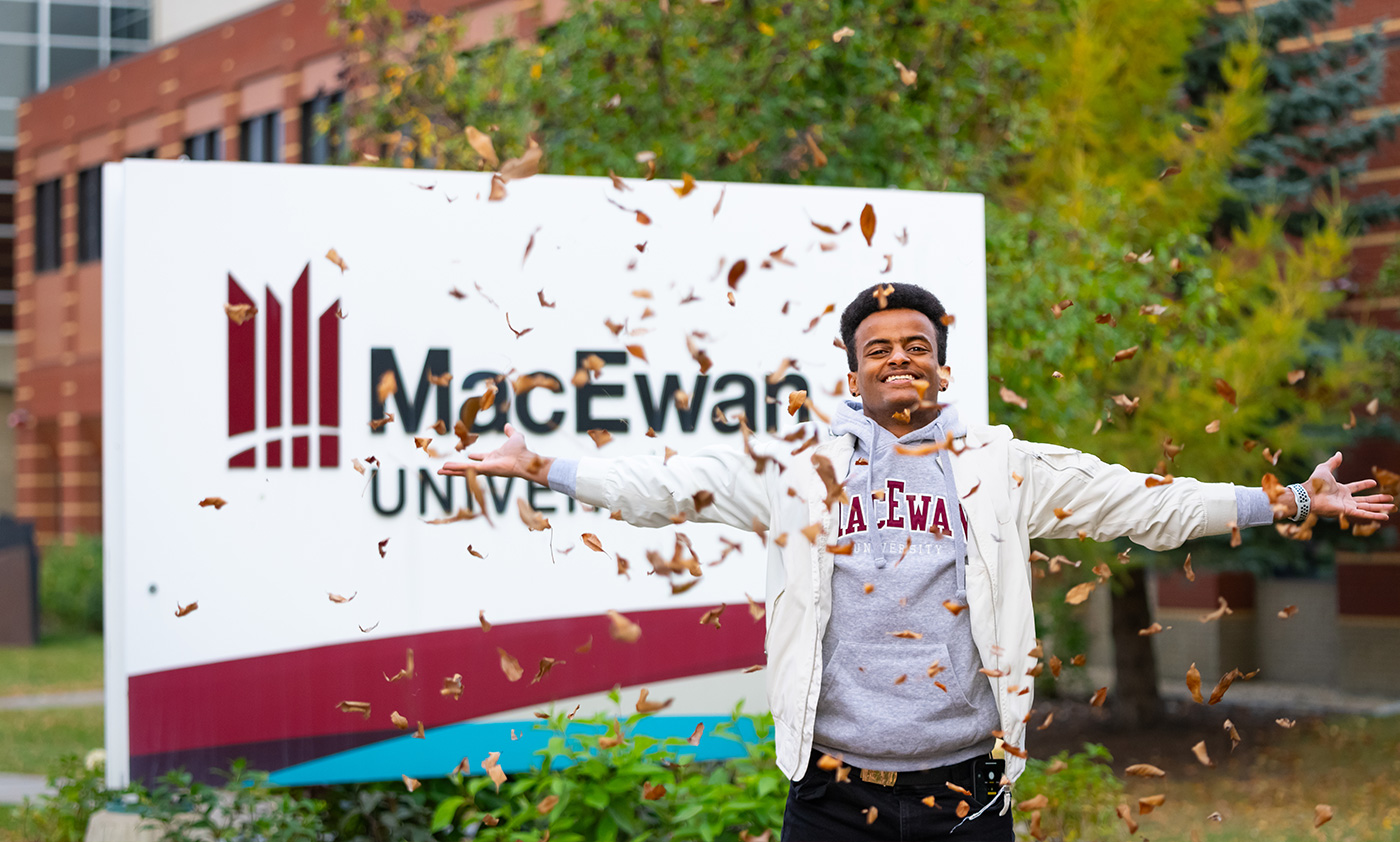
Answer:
[{"xmin": 859, "ymin": 768, "xmax": 898, "ymax": 786}]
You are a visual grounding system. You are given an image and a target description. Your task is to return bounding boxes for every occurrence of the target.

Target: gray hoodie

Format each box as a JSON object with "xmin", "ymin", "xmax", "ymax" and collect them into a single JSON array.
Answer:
[{"xmin": 810, "ymin": 400, "xmax": 1000, "ymax": 771}]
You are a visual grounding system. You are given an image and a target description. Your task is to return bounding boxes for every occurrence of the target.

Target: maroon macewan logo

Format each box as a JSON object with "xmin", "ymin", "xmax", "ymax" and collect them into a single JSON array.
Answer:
[{"xmin": 227, "ymin": 264, "xmax": 341, "ymax": 468}]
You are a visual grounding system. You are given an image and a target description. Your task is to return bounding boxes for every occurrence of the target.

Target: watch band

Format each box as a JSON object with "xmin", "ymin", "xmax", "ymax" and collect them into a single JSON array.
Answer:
[{"xmin": 1288, "ymin": 483, "xmax": 1310, "ymax": 523}]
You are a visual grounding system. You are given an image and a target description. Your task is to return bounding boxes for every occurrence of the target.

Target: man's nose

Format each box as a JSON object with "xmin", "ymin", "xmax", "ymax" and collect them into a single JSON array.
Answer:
[{"xmin": 889, "ymin": 346, "xmax": 911, "ymax": 364}]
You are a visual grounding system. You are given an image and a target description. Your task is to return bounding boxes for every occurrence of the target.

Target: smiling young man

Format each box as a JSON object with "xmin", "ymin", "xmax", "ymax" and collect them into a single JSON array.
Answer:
[{"xmin": 440, "ymin": 282, "xmax": 1393, "ymax": 842}]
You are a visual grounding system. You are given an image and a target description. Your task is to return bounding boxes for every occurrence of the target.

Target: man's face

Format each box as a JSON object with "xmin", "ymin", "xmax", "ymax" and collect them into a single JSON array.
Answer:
[{"xmin": 847, "ymin": 308, "xmax": 945, "ymax": 431}]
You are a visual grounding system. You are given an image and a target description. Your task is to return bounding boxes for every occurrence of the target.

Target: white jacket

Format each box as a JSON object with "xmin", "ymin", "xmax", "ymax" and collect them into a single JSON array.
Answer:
[{"xmin": 571, "ymin": 422, "xmax": 1239, "ymax": 783}]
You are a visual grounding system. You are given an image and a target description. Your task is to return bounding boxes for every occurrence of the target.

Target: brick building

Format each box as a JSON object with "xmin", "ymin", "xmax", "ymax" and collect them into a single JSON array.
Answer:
[{"xmin": 11, "ymin": 0, "xmax": 569, "ymax": 546}]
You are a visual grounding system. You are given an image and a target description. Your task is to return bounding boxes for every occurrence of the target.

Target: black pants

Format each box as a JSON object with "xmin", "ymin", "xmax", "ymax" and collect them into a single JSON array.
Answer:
[{"xmin": 781, "ymin": 753, "xmax": 1014, "ymax": 842}]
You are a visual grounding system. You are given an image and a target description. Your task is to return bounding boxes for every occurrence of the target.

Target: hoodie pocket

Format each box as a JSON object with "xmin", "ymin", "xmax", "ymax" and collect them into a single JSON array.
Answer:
[{"xmin": 814, "ymin": 640, "xmax": 984, "ymax": 762}]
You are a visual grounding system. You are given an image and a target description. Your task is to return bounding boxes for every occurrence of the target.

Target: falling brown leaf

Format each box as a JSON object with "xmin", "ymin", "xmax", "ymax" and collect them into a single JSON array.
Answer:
[
  {"xmin": 893, "ymin": 59, "xmax": 917, "ymax": 86},
  {"xmin": 1065, "ymin": 582, "xmax": 1096, "ymax": 605},
  {"xmin": 1366, "ymin": 398, "xmax": 1380, "ymax": 415},
  {"xmin": 673, "ymin": 172, "xmax": 696, "ymax": 197},
  {"xmin": 223, "ymin": 303, "xmax": 258, "ymax": 325},
  {"xmin": 1215, "ymin": 377, "xmax": 1238, "ymax": 407},
  {"xmin": 1125, "ymin": 763, "xmax": 1167, "ymax": 777},
  {"xmin": 636, "ymin": 687, "xmax": 674, "ymax": 713},
  {"xmin": 700, "ymin": 604, "xmax": 726, "ymax": 629},
  {"xmin": 1191, "ymin": 740, "xmax": 1214, "ymax": 767},
  {"xmin": 402, "ymin": 774, "xmax": 420, "ymax": 793},
  {"xmin": 608, "ymin": 609, "xmax": 642, "ymax": 643},
  {"xmin": 955, "ymin": 801, "xmax": 970, "ymax": 818},
  {"xmin": 464, "ymin": 126, "xmax": 499, "ymax": 167},
  {"xmin": 497, "ymin": 647, "xmax": 524, "ymax": 682},
  {"xmin": 1146, "ymin": 474, "xmax": 1175, "ymax": 488},
  {"xmin": 858, "ymin": 203, "xmax": 877, "ymax": 246},
  {"xmin": 513, "ymin": 499, "xmax": 551, "ymax": 534},
  {"xmin": 1314, "ymin": 804, "xmax": 1334, "ymax": 828},
  {"xmin": 1186, "ymin": 662, "xmax": 1204, "ymax": 703},
  {"xmin": 1208, "ymin": 668, "xmax": 1243, "ymax": 705},
  {"xmin": 488, "ymin": 173, "xmax": 507, "ymax": 201},
  {"xmin": 1116, "ymin": 805, "xmax": 1139, "ymax": 834},
  {"xmin": 726, "ymin": 259, "xmax": 748, "ymax": 291},
  {"xmin": 384, "ymin": 649, "xmax": 414, "ymax": 683},
  {"xmin": 440, "ymin": 673, "xmax": 464, "ymax": 700},
  {"xmin": 174, "ymin": 601, "xmax": 198, "ymax": 617},
  {"xmin": 337, "ymin": 700, "xmax": 371, "ymax": 719},
  {"xmin": 327, "ymin": 591, "xmax": 356, "ymax": 604},
  {"xmin": 1205, "ymin": 419, "xmax": 1221, "ymax": 433},
  {"xmin": 326, "ymin": 248, "xmax": 349, "ymax": 273},
  {"xmin": 1112, "ymin": 345, "xmax": 1140, "ymax": 363},
  {"xmin": 1200, "ymin": 596, "xmax": 1233, "ymax": 623},
  {"xmin": 532, "ymin": 657, "xmax": 564, "ymax": 684},
  {"xmin": 483, "ymin": 751, "xmax": 507, "ymax": 791},
  {"xmin": 390, "ymin": 711, "xmax": 409, "ymax": 730},
  {"xmin": 1158, "ymin": 164, "xmax": 1181, "ymax": 180},
  {"xmin": 832, "ymin": 25, "xmax": 855, "ymax": 42},
  {"xmin": 1138, "ymin": 622, "xmax": 1170, "ymax": 636},
  {"xmin": 1090, "ymin": 687, "xmax": 1108, "ymax": 707},
  {"xmin": 999, "ymin": 386, "xmax": 1028, "ymax": 410},
  {"xmin": 1278, "ymin": 604, "xmax": 1299, "ymax": 620},
  {"xmin": 888, "ymin": 630, "xmax": 924, "ymax": 639}
]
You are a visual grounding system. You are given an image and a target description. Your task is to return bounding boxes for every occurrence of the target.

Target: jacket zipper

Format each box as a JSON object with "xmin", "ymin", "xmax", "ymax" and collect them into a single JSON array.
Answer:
[
  {"xmin": 763, "ymin": 589, "xmax": 784, "ymax": 656},
  {"xmin": 1031, "ymin": 451, "xmax": 1093, "ymax": 479}
]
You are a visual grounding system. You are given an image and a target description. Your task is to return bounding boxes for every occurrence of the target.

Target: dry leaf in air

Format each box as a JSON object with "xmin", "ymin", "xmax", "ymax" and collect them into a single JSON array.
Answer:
[
  {"xmin": 224, "ymin": 303, "xmax": 258, "ymax": 325},
  {"xmin": 1125, "ymin": 763, "xmax": 1167, "ymax": 777},
  {"xmin": 893, "ymin": 59, "xmax": 916, "ymax": 86},
  {"xmin": 1314, "ymin": 804, "xmax": 1334, "ymax": 828},
  {"xmin": 608, "ymin": 609, "xmax": 642, "ymax": 642},
  {"xmin": 326, "ymin": 248, "xmax": 348, "ymax": 273},
  {"xmin": 636, "ymin": 688, "xmax": 674, "ymax": 713},
  {"xmin": 832, "ymin": 26, "xmax": 855, "ymax": 42},
  {"xmin": 1191, "ymin": 740, "xmax": 1214, "ymax": 767},
  {"xmin": 860, "ymin": 203, "xmax": 876, "ymax": 246},
  {"xmin": 498, "ymin": 647, "xmax": 524, "ymax": 682},
  {"xmin": 199, "ymin": 497, "xmax": 227, "ymax": 510},
  {"xmin": 175, "ymin": 601, "xmax": 198, "ymax": 617}
]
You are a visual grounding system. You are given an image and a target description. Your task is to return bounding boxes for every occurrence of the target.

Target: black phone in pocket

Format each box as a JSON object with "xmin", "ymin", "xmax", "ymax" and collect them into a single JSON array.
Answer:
[{"xmin": 972, "ymin": 756, "xmax": 1005, "ymax": 802}]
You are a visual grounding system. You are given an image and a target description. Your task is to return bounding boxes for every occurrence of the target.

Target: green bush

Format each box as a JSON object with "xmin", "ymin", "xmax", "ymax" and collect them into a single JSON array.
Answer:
[
  {"xmin": 140, "ymin": 760, "xmax": 326, "ymax": 842},
  {"xmin": 19, "ymin": 754, "xmax": 116, "ymax": 842},
  {"xmin": 40, "ymin": 535, "xmax": 103, "ymax": 635},
  {"xmin": 428, "ymin": 700, "xmax": 786, "ymax": 842},
  {"xmin": 1013, "ymin": 743, "xmax": 1124, "ymax": 842}
]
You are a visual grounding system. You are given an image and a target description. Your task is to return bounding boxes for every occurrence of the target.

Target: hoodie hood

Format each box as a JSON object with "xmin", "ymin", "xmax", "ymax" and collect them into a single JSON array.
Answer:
[{"xmin": 830, "ymin": 400, "xmax": 969, "ymax": 595}]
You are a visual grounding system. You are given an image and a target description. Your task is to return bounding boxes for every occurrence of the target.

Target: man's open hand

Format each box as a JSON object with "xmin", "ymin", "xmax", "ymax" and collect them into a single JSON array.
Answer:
[
  {"xmin": 437, "ymin": 423, "xmax": 552, "ymax": 486},
  {"xmin": 1303, "ymin": 452, "xmax": 1394, "ymax": 522}
]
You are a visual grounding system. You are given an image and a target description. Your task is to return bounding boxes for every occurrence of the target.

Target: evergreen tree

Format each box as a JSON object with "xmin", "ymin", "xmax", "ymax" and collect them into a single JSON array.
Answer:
[{"xmin": 1185, "ymin": 0, "xmax": 1400, "ymax": 236}]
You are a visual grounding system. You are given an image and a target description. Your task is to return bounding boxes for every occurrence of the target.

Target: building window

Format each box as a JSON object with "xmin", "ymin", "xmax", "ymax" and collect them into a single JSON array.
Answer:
[
  {"xmin": 184, "ymin": 129, "xmax": 221, "ymax": 161},
  {"xmin": 0, "ymin": 1, "xmax": 39, "ymax": 31},
  {"xmin": 77, "ymin": 166, "xmax": 101, "ymax": 263},
  {"xmin": 239, "ymin": 112, "xmax": 280, "ymax": 163},
  {"xmin": 34, "ymin": 178, "xmax": 61, "ymax": 272},
  {"xmin": 50, "ymin": 47, "xmax": 100, "ymax": 86},
  {"xmin": 300, "ymin": 92, "xmax": 343, "ymax": 165},
  {"xmin": 50, "ymin": 3, "xmax": 100, "ymax": 37},
  {"xmin": 125, "ymin": 148, "xmax": 155, "ymax": 159},
  {"xmin": 0, "ymin": 44, "xmax": 37, "ymax": 99},
  {"xmin": 110, "ymin": 7, "xmax": 149, "ymax": 40}
]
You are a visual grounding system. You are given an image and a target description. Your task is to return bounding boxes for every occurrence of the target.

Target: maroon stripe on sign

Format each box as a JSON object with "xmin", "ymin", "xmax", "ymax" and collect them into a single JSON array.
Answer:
[
  {"xmin": 228, "ymin": 447, "xmax": 255, "ymax": 468},
  {"xmin": 265, "ymin": 289, "xmax": 282, "ymax": 430},
  {"xmin": 127, "ymin": 605, "xmax": 763, "ymax": 756},
  {"xmin": 266, "ymin": 440, "xmax": 282, "ymax": 468},
  {"xmin": 292, "ymin": 435, "xmax": 309, "ymax": 467},
  {"xmin": 318, "ymin": 300, "xmax": 339, "ymax": 433},
  {"xmin": 291, "ymin": 265, "xmax": 309, "ymax": 427},
  {"xmin": 132, "ymin": 731, "xmax": 394, "ymax": 788},
  {"xmin": 319, "ymin": 435, "xmax": 338, "ymax": 468},
  {"xmin": 227, "ymin": 275, "xmax": 256, "ymax": 441}
]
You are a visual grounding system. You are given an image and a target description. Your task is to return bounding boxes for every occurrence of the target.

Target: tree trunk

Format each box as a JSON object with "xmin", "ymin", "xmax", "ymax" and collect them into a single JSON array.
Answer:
[{"xmin": 1110, "ymin": 567, "xmax": 1164, "ymax": 729}]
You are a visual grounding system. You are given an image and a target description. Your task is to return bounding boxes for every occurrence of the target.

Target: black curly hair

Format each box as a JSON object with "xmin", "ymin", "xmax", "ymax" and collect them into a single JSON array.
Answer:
[{"xmin": 839, "ymin": 283, "xmax": 949, "ymax": 371}]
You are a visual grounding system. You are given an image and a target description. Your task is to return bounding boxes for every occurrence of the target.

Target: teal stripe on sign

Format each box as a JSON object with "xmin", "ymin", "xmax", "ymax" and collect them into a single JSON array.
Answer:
[{"xmin": 268, "ymin": 716, "xmax": 763, "ymax": 787}]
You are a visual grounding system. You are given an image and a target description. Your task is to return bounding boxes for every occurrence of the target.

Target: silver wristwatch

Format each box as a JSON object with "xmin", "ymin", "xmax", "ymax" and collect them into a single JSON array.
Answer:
[{"xmin": 1287, "ymin": 483, "xmax": 1310, "ymax": 522}]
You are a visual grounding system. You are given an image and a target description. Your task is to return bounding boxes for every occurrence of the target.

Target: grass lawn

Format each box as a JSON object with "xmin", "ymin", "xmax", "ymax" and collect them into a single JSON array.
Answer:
[
  {"xmin": 0, "ymin": 707, "xmax": 103, "ymax": 775},
  {"xmin": 0, "ymin": 635, "xmax": 103, "ymax": 697},
  {"xmin": 0, "ymin": 805, "xmax": 26, "ymax": 842},
  {"xmin": 1111, "ymin": 714, "xmax": 1400, "ymax": 842}
]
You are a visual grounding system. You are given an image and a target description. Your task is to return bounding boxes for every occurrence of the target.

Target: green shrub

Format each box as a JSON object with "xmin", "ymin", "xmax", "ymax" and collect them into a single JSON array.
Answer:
[
  {"xmin": 19, "ymin": 754, "xmax": 115, "ymax": 842},
  {"xmin": 40, "ymin": 535, "xmax": 103, "ymax": 635},
  {"xmin": 1013, "ymin": 743, "xmax": 1124, "ymax": 841},
  {"xmin": 429, "ymin": 700, "xmax": 786, "ymax": 842},
  {"xmin": 140, "ymin": 760, "xmax": 326, "ymax": 842}
]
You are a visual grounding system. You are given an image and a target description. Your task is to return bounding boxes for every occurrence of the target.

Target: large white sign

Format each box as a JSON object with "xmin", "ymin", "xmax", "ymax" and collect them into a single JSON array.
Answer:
[{"xmin": 103, "ymin": 159, "xmax": 986, "ymax": 786}]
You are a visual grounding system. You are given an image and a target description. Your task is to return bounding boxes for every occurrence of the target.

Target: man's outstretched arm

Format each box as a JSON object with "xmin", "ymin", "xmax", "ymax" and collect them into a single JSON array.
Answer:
[
  {"xmin": 438, "ymin": 423, "xmax": 772, "ymax": 531},
  {"xmin": 1019, "ymin": 443, "xmax": 1393, "ymax": 549}
]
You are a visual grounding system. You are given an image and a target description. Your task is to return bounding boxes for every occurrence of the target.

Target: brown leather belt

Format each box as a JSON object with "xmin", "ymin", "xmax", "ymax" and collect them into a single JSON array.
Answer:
[{"xmin": 812, "ymin": 750, "xmax": 980, "ymax": 788}]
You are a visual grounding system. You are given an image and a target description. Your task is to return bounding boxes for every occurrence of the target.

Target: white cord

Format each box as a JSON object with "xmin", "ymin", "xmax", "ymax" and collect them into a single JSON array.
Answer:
[{"xmin": 950, "ymin": 784, "xmax": 1010, "ymax": 834}]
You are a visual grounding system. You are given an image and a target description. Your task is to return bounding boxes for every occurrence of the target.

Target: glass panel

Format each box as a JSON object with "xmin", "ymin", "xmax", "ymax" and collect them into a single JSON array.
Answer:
[
  {"xmin": 0, "ymin": 44, "xmax": 36, "ymax": 98},
  {"xmin": 0, "ymin": 1, "xmax": 38, "ymax": 32},
  {"xmin": 110, "ymin": 7, "xmax": 149, "ymax": 40},
  {"xmin": 49, "ymin": 47, "xmax": 100, "ymax": 85},
  {"xmin": 111, "ymin": 49, "xmax": 141, "ymax": 63},
  {"xmin": 0, "ymin": 105, "xmax": 15, "ymax": 138},
  {"xmin": 50, "ymin": 3, "xmax": 99, "ymax": 37}
]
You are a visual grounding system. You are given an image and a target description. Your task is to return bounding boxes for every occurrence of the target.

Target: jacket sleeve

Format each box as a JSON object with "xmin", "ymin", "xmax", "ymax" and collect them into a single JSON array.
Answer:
[
  {"xmin": 1014, "ymin": 440, "xmax": 1238, "ymax": 551},
  {"xmin": 571, "ymin": 445, "xmax": 773, "ymax": 531}
]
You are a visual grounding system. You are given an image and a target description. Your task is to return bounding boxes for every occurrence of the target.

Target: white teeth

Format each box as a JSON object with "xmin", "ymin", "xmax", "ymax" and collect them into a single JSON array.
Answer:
[{"xmin": 885, "ymin": 374, "xmax": 914, "ymax": 382}]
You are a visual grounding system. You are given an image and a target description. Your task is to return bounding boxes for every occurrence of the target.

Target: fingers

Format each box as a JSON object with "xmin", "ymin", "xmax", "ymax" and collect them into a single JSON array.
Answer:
[
  {"xmin": 1328, "ymin": 451, "xmax": 1343, "ymax": 468},
  {"xmin": 504, "ymin": 422, "xmax": 517, "ymax": 438},
  {"xmin": 1343, "ymin": 479, "xmax": 1378, "ymax": 493}
]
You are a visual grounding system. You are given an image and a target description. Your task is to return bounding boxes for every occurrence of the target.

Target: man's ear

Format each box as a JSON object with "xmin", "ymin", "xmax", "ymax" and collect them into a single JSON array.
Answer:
[
  {"xmin": 847, "ymin": 371, "xmax": 859, "ymax": 397},
  {"xmin": 938, "ymin": 365, "xmax": 952, "ymax": 391}
]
